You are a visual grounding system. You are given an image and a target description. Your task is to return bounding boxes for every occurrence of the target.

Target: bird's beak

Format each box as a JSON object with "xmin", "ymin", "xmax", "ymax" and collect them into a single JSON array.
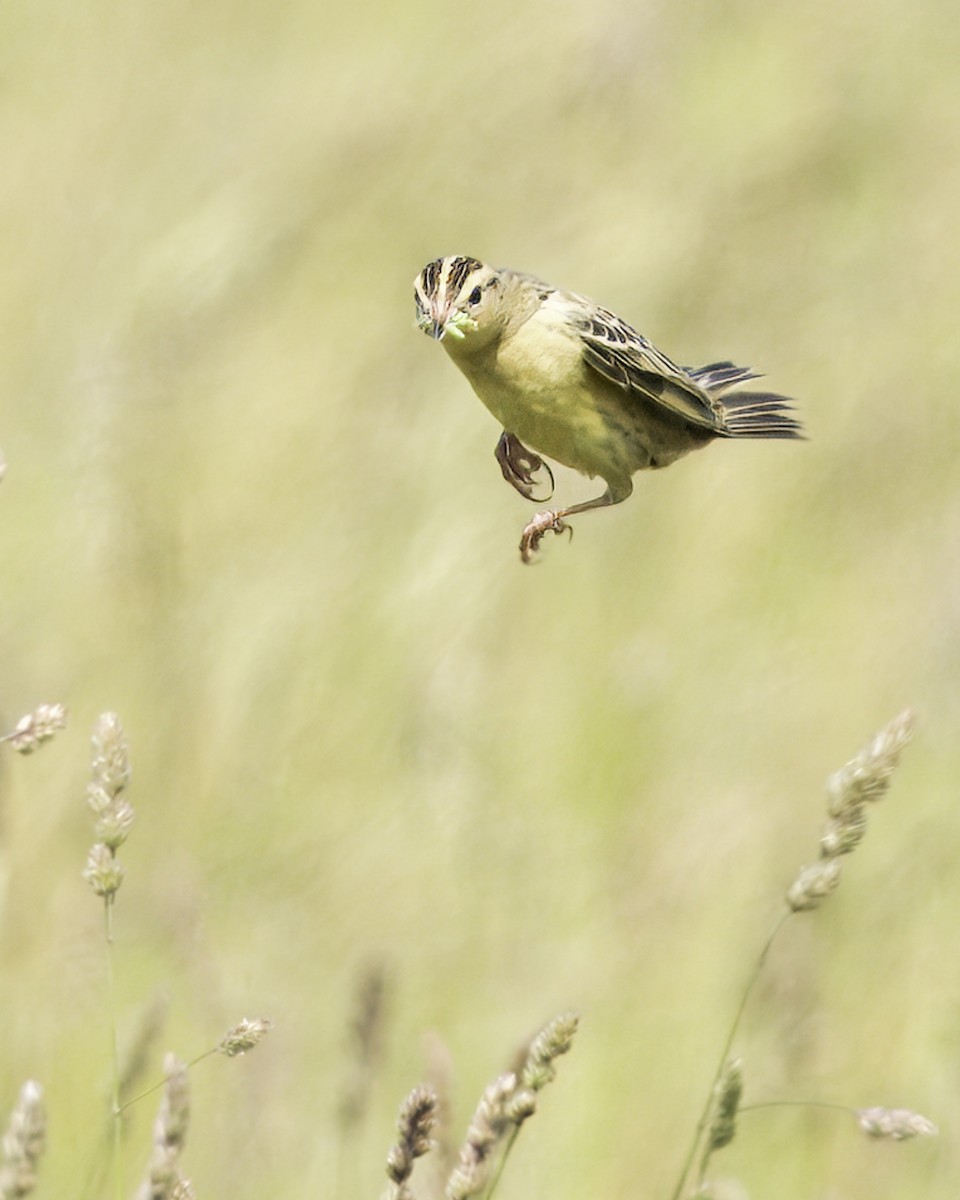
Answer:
[
  {"xmin": 416, "ymin": 303, "xmax": 450, "ymax": 341},
  {"xmin": 418, "ymin": 302, "xmax": 476, "ymax": 342},
  {"xmin": 427, "ymin": 298, "xmax": 461, "ymax": 340}
]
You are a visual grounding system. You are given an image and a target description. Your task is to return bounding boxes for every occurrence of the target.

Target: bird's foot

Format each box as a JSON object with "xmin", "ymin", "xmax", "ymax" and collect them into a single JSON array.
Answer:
[
  {"xmin": 519, "ymin": 511, "xmax": 572, "ymax": 563},
  {"xmin": 495, "ymin": 432, "xmax": 555, "ymax": 502}
]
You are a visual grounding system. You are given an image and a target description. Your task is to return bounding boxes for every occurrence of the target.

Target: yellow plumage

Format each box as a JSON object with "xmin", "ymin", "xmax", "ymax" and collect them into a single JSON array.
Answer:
[{"xmin": 414, "ymin": 255, "xmax": 802, "ymax": 561}]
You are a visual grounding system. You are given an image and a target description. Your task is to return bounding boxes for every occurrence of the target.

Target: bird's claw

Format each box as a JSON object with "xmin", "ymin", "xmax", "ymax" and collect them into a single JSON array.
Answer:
[
  {"xmin": 495, "ymin": 432, "xmax": 555, "ymax": 503},
  {"xmin": 519, "ymin": 511, "xmax": 572, "ymax": 563}
]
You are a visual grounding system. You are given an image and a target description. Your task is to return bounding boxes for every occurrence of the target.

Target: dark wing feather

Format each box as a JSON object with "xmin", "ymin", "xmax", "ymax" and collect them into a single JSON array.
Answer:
[{"xmin": 572, "ymin": 304, "xmax": 725, "ymax": 432}]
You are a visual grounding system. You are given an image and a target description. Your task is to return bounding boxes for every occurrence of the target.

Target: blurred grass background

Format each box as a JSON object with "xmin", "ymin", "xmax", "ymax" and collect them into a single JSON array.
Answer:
[{"xmin": 0, "ymin": 0, "xmax": 958, "ymax": 1194}]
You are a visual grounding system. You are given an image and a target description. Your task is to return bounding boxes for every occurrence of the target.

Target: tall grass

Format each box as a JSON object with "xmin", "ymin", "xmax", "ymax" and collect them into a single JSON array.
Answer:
[{"xmin": 0, "ymin": 0, "xmax": 957, "ymax": 1195}]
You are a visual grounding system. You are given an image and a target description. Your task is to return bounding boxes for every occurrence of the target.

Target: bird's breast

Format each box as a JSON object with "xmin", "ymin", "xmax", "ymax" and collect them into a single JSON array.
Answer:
[{"xmin": 449, "ymin": 312, "xmax": 632, "ymax": 480}]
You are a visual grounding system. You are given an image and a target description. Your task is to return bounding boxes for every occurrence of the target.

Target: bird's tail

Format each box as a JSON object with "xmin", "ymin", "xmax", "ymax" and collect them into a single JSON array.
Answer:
[{"xmin": 689, "ymin": 360, "xmax": 804, "ymax": 439}]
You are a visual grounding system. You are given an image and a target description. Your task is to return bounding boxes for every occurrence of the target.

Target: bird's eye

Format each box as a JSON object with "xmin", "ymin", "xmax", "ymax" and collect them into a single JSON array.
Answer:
[{"xmin": 468, "ymin": 286, "xmax": 482, "ymax": 305}]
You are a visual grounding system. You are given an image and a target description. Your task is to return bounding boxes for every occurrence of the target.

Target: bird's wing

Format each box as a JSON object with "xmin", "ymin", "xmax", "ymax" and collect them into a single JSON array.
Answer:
[{"xmin": 568, "ymin": 300, "xmax": 724, "ymax": 432}]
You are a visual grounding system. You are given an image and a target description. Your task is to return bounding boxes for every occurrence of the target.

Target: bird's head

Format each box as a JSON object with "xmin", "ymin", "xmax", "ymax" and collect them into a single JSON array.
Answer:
[{"xmin": 413, "ymin": 256, "xmax": 506, "ymax": 350}]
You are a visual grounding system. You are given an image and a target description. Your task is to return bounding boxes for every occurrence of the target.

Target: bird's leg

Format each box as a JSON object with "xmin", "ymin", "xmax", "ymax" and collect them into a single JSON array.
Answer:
[
  {"xmin": 494, "ymin": 431, "xmax": 555, "ymax": 502},
  {"xmin": 519, "ymin": 482, "xmax": 632, "ymax": 564}
]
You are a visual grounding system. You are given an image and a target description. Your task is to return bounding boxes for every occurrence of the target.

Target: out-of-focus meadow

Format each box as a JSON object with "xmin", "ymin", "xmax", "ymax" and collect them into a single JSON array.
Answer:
[{"xmin": 1, "ymin": 0, "xmax": 959, "ymax": 1195}]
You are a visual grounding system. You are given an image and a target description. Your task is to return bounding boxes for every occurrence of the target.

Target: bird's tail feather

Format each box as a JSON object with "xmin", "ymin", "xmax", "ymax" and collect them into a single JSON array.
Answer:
[
  {"xmin": 689, "ymin": 361, "xmax": 804, "ymax": 440},
  {"xmin": 687, "ymin": 360, "xmax": 762, "ymax": 390}
]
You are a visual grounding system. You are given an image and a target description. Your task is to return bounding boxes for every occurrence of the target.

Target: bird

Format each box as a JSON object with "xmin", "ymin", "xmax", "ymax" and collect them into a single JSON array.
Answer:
[{"xmin": 414, "ymin": 255, "xmax": 803, "ymax": 562}]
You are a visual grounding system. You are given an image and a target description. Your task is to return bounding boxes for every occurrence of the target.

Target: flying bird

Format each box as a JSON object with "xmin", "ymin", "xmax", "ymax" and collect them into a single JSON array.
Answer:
[{"xmin": 414, "ymin": 255, "xmax": 803, "ymax": 561}]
